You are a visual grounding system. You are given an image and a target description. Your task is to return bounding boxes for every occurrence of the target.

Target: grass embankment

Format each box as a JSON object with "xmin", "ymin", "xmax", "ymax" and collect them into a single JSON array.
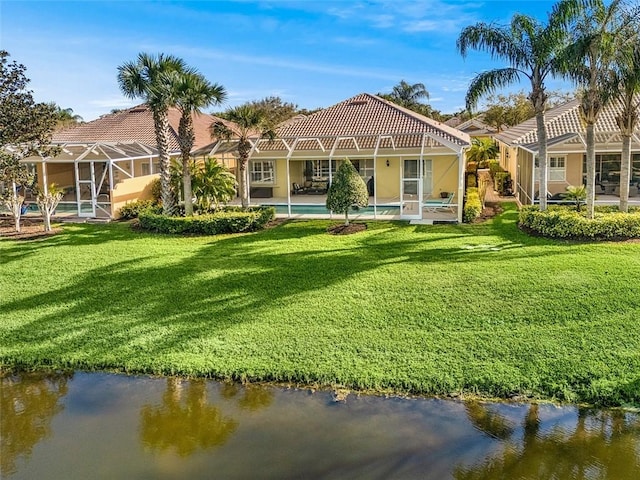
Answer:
[{"xmin": 2, "ymin": 204, "xmax": 640, "ymax": 406}]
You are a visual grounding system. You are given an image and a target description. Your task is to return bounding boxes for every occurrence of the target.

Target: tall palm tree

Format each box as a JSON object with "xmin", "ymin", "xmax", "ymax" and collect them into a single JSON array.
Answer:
[
  {"xmin": 210, "ymin": 105, "xmax": 275, "ymax": 208},
  {"xmin": 457, "ymin": 6, "xmax": 573, "ymax": 211},
  {"xmin": 559, "ymin": 0, "xmax": 639, "ymax": 218},
  {"xmin": 117, "ymin": 53, "xmax": 193, "ymax": 215},
  {"xmin": 391, "ymin": 80, "xmax": 429, "ymax": 106},
  {"xmin": 51, "ymin": 104, "xmax": 83, "ymax": 130},
  {"xmin": 612, "ymin": 36, "xmax": 640, "ymax": 212},
  {"xmin": 171, "ymin": 71, "xmax": 226, "ymax": 216}
]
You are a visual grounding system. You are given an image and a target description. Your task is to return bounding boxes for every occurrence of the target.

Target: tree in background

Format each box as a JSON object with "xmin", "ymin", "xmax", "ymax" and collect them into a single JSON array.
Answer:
[
  {"xmin": 0, "ymin": 51, "xmax": 58, "ymax": 232},
  {"xmin": 611, "ymin": 30, "xmax": 640, "ymax": 212},
  {"xmin": 326, "ymin": 159, "xmax": 369, "ymax": 226},
  {"xmin": 171, "ymin": 71, "xmax": 226, "ymax": 216},
  {"xmin": 35, "ymin": 183, "xmax": 64, "ymax": 231},
  {"xmin": 118, "ymin": 53, "xmax": 194, "ymax": 215},
  {"xmin": 50, "ymin": 104, "xmax": 84, "ymax": 130},
  {"xmin": 210, "ymin": 105, "xmax": 275, "ymax": 208},
  {"xmin": 559, "ymin": 0, "xmax": 639, "ymax": 218},
  {"xmin": 458, "ymin": 5, "xmax": 574, "ymax": 211},
  {"xmin": 378, "ymin": 80, "xmax": 442, "ymax": 119}
]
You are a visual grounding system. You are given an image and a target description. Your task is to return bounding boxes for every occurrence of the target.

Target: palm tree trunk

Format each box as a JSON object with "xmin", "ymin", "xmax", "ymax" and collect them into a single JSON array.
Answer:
[
  {"xmin": 585, "ymin": 123, "xmax": 596, "ymax": 219},
  {"xmin": 179, "ymin": 115, "xmax": 195, "ymax": 216},
  {"xmin": 536, "ymin": 110, "xmax": 549, "ymax": 211},
  {"xmin": 152, "ymin": 108, "xmax": 175, "ymax": 216},
  {"xmin": 239, "ymin": 158, "xmax": 248, "ymax": 209},
  {"xmin": 620, "ymin": 134, "xmax": 631, "ymax": 213}
]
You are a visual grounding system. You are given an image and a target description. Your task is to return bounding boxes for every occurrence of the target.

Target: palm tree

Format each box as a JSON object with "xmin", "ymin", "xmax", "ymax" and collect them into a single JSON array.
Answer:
[
  {"xmin": 171, "ymin": 71, "xmax": 226, "ymax": 216},
  {"xmin": 117, "ymin": 53, "xmax": 193, "ymax": 215},
  {"xmin": 612, "ymin": 36, "xmax": 640, "ymax": 212},
  {"xmin": 559, "ymin": 0, "xmax": 639, "ymax": 218},
  {"xmin": 457, "ymin": 7, "xmax": 573, "ymax": 211},
  {"xmin": 378, "ymin": 80, "xmax": 433, "ymax": 116},
  {"xmin": 466, "ymin": 138, "xmax": 500, "ymax": 166},
  {"xmin": 192, "ymin": 158, "xmax": 237, "ymax": 212},
  {"xmin": 210, "ymin": 105, "xmax": 275, "ymax": 208},
  {"xmin": 51, "ymin": 104, "xmax": 83, "ymax": 130}
]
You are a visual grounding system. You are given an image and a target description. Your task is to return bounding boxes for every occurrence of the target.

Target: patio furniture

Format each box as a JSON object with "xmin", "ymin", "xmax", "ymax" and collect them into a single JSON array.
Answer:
[
  {"xmin": 424, "ymin": 192, "xmax": 455, "ymax": 212},
  {"xmin": 291, "ymin": 183, "xmax": 306, "ymax": 195},
  {"xmin": 306, "ymin": 181, "xmax": 328, "ymax": 194}
]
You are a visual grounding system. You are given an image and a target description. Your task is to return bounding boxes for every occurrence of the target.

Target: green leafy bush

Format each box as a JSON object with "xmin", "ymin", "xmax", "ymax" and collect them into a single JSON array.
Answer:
[
  {"xmin": 463, "ymin": 187, "xmax": 482, "ymax": 223},
  {"xmin": 137, "ymin": 206, "xmax": 275, "ymax": 235},
  {"xmin": 519, "ymin": 205, "xmax": 640, "ymax": 240},
  {"xmin": 493, "ymin": 172, "xmax": 511, "ymax": 195},
  {"xmin": 488, "ymin": 160, "xmax": 504, "ymax": 178},
  {"xmin": 150, "ymin": 177, "xmax": 162, "ymax": 203},
  {"xmin": 118, "ymin": 200, "xmax": 160, "ymax": 220}
]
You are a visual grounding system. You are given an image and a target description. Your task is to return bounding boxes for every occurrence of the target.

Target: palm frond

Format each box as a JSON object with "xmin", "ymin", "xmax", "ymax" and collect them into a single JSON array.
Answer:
[{"xmin": 465, "ymin": 68, "xmax": 522, "ymax": 111}]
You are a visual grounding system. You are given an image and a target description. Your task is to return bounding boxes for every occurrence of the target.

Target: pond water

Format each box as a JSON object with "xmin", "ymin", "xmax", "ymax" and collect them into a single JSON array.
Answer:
[{"xmin": 2, "ymin": 372, "xmax": 640, "ymax": 479}]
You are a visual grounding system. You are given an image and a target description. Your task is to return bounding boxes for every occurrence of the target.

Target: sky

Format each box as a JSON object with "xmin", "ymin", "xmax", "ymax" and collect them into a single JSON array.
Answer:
[{"xmin": 1, "ymin": 0, "xmax": 573, "ymax": 122}]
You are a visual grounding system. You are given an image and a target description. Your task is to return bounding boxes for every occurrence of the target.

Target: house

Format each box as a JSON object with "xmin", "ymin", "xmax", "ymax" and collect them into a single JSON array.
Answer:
[
  {"xmin": 446, "ymin": 117, "xmax": 499, "ymax": 140},
  {"xmin": 495, "ymin": 98, "xmax": 640, "ymax": 205},
  {"xmin": 195, "ymin": 93, "xmax": 471, "ymax": 222},
  {"xmin": 20, "ymin": 105, "xmax": 233, "ymax": 218}
]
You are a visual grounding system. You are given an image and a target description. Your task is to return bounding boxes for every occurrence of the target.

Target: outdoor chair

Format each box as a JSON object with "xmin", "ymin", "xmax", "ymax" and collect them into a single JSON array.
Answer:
[
  {"xmin": 291, "ymin": 183, "xmax": 305, "ymax": 195},
  {"xmin": 424, "ymin": 192, "xmax": 455, "ymax": 212}
]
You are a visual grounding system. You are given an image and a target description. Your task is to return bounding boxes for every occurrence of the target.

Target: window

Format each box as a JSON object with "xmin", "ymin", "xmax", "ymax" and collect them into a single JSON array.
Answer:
[
  {"xmin": 250, "ymin": 161, "xmax": 275, "ymax": 183},
  {"xmin": 141, "ymin": 161, "xmax": 160, "ymax": 176},
  {"xmin": 353, "ymin": 159, "xmax": 374, "ymax": 180},
  {"xmin": 304, "ymin": 160, "xmax": 337, "ymax": 180},
  {"xmin": 535, "ymin": 156, "xmax": 566, "ymax": 181}
]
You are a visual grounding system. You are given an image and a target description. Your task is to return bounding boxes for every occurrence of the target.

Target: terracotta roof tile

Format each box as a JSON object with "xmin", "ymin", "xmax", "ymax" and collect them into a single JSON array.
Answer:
[
  {"xmin": 53, "ymin": 104, "xmax": 222, "ymax": 152},
  {"xmin": 495, "ymin": 95, "xmax": 640, "ymax": 146},
  {"xmin": 273, "ymin": 93, "xmax": 470, "ymax": 150}
]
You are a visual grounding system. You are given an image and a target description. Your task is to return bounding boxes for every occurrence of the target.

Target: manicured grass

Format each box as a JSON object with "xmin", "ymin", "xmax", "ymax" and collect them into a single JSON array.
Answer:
[{"xmin": 2, "ymin": 204, "xmax": 640, "ymax": 406}]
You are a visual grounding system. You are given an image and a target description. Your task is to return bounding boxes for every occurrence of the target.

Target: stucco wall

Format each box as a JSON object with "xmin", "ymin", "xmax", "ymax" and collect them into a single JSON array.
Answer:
[{"xmin": 112, "ymin": 174, "xmax": 158, "ymax": 218}]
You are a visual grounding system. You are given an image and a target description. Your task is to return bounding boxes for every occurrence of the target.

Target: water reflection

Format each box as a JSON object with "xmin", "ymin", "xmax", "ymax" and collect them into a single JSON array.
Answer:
[
  {"xmin": 140, "ymin": 377, "xmax": 237, "ymax": 456},
  {"xmin": 3, "ymin": 372, "xmax": 640, "ymax": 479},
  {"xmin": 457, "ymin": 402, "xmax": 640, "ymax": 479},
  {"xmin": 0, "ymin": 371, "xmax": 72, "ymax": 476}
]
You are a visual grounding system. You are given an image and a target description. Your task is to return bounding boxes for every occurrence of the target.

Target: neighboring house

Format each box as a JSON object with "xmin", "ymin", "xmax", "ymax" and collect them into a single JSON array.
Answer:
[
  {"xmin": 195, "ymin": 93, "xmax": 471, "ymax": 222},
  {"xmin": 452, "ymin": 118, "xmax": 499, "ymax": 140},
  {"xmin": 20, "ymin": 105, "xmax": 233, "ymax": 218},
  {"xmin": 495, "ymin": 97, "xmax": 640, "ymax": 205}
]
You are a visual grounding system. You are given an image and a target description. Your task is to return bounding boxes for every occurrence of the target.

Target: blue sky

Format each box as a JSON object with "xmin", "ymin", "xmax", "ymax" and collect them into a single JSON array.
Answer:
[{"xmin": 2, "ymin": 0, "xmax": 572, "ymax": 121}]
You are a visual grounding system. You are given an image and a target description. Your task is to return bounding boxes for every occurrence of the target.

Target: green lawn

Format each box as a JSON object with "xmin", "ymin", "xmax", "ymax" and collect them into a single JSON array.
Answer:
[{"xmin": 2, "ymin": 204, "xmax": 640, "ymax": 406}]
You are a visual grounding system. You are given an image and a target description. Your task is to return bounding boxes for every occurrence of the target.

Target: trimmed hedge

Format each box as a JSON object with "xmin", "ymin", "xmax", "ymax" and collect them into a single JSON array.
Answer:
[
  {"xmin": 463, "ymin": 187, "xmax": 482, "ymax": 223},
  {"xmin": 519, "ymin": 205, "xmax": 640, "ymax": 240},
  {"xmin": 138, "ymin": 206, "xmax": 275, "ymax": 235},
  {"xmin": 118, "ymin": 200, "xmax": 161, "ymax": 220}
]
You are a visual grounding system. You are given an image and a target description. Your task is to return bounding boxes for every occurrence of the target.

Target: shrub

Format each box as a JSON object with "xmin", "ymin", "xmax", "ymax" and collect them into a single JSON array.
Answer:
[
  {"xmin": 519, "ymin": 205, "xmax": 640, "ymax": 240},
  {"xmin": 118, "ymin": 200, "xmax": 160, "ymax": 219},
  {"xmin": 150, "ymin": 178, "xmax": 162, "ymax": 203},
  {"xmin": 326, "ymin": 158, "xmax": 368, "ymax": 226},
  {"xmin": 466, "ymin": 173, "xmax": 477, "ymax": 188},
  {"xmin": 137, "ymin": 206, "xmax": 275, "ymax": 235},
  {"xmin": 494, "ymin": 172, "xmax": 511, "ymax": 195},
  {"xmin": 488, "ymin": 160, "xmax": 503, "ymax": 178},
  {"xmin": 463, "ymin": 187, "xmax": 482, "ymax": 223}
]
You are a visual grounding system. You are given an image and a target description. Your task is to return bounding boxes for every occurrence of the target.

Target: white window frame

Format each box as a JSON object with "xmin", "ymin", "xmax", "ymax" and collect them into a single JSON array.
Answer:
[
  {"xmin": 535, "ymin": 155, "xmax": 566, "ymax": 182},
  {"xmin": 250, "ymin": 160, "xmax": 275, "ymax": 184},
  {"xmin": 357, "ymin": 159, "xmax": 374, "ymax": 181}
]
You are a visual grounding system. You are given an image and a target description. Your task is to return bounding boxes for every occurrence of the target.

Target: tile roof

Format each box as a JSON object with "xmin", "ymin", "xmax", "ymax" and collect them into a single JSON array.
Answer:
[
  {"xmin": 53, "ymin": 104, "xmax": 222, "ymax": 152},
  {"xmin": 495, "ymin": 95, "xmax": 640, "ymax": 147},
  {"xmin": 270, "ymin": 93, "xmax": 470, "ymax": 151}
]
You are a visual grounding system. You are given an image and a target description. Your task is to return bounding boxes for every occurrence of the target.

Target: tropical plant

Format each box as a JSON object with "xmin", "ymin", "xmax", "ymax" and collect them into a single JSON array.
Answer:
[
  {"xmin": 457, "ymin": 5, "xmax": 573, "ymax": 211},
  {"xmin": 192, "ymin": 158, "xmax": 237, "ymax": 212},
  {"xmin": 466, "ymin": 138, "xmax": 499, "ymax": 166},
  {"xmin": 50, "ymin": 104, "xmax": 83, "ymax": 130},
  {"xmin": 210, "ymin": 105, "xmax": 275, "ymax": 209},
  {"xmin": 563, "ymin": 184, "xmax": 587, "ymax": 212},
  {"xmin": 378, "ymin": 80, "xmax": 440, "ymax": 118},
  {"xmin": 611, "ymin": 35, "xmax": 640, "ymax": 212},
  {"xmin": 35, "ymin": 183, "xmax": 63, "ymax": 231},
  {"xmin": 171, "ymin": 71, "xmax": 226, "ymax": 216},
  {"xmin": 326, "ymin": 159, "xmax": 369, "ymax": 226},
  {"xmin": 0, "ymin": 51, "xmax": 58, "ymax": 232},
  {"xmin": 117, "ymin": 53, "xmax": 194, "ymax": 215},
  {"xmin": 559, "ymin": 0, "xmax": 640, "ymax": 218}
]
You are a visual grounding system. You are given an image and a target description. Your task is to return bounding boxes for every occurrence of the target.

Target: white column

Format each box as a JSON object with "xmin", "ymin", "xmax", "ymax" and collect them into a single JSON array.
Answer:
[{"xmin": 457, "ymin": 150, "xmax": 465, "ymax": 223}]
